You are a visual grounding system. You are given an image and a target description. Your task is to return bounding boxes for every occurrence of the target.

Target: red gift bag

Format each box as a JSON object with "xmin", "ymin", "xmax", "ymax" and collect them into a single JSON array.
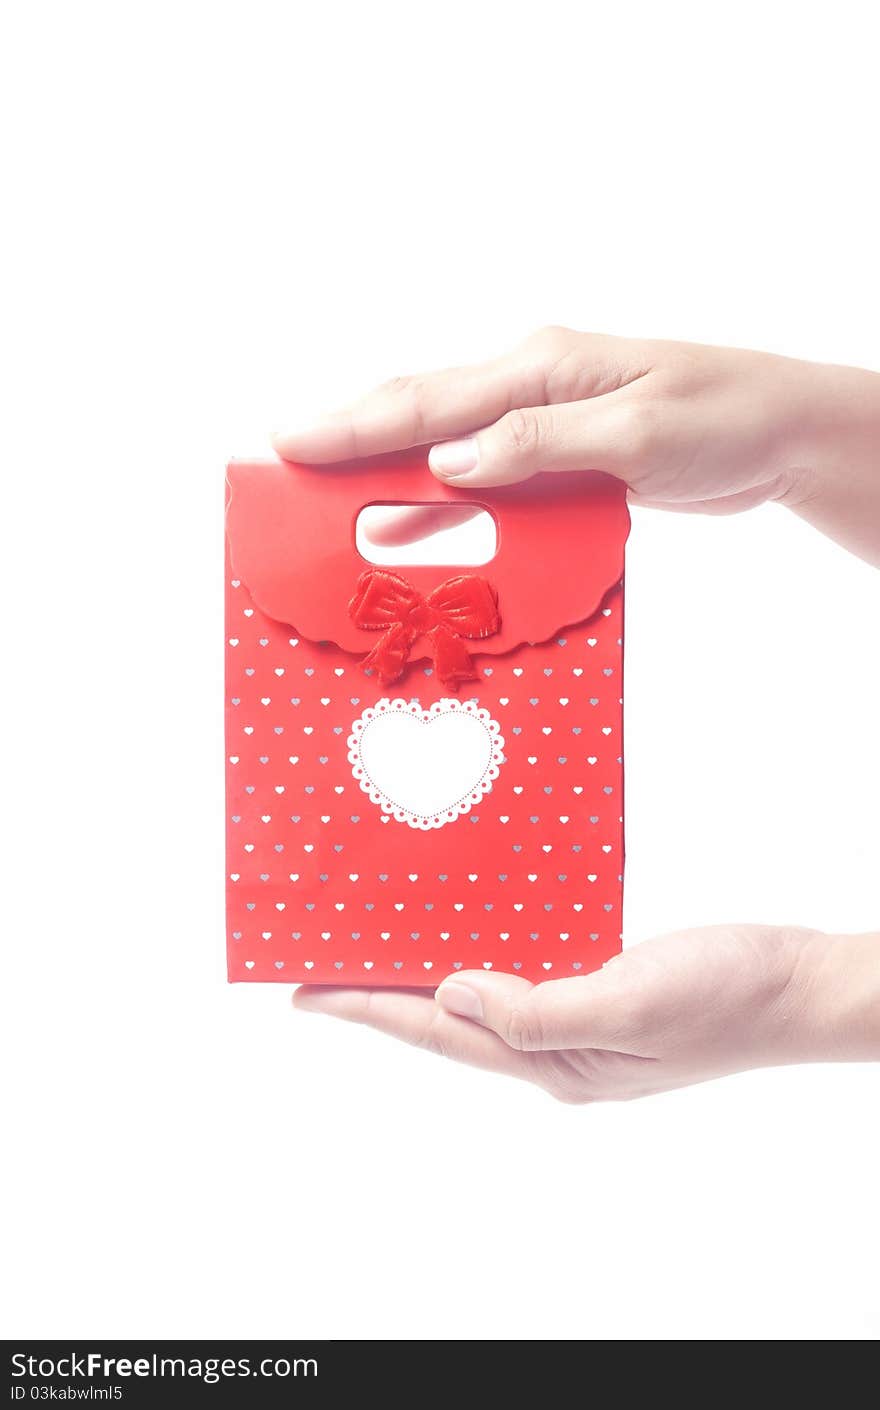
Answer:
[{"xmin": 225, "ymin": 453, "xmax": 629, "ymax": 984}]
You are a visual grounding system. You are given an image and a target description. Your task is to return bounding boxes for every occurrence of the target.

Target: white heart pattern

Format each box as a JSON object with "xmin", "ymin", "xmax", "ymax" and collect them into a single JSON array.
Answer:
[{"xmin": 348, "ymin": 698, "xmax": 504, "ymax": 830}]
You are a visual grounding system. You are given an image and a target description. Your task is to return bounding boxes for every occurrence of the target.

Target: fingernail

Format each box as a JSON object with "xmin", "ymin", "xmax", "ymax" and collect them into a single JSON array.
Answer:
[
  {"xmin": 436, "ymin": 981, "xmax": 483, "ymax": 1021},
  {"xmin": 429, "ymin": 438, "xmax": 479, "ymax": 479}
]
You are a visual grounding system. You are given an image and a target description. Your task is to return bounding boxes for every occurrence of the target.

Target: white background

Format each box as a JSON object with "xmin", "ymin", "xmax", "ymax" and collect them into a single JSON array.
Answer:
[{"xmin": 2, "ymin": 0, "xmax": 878, "ymax": 1341}]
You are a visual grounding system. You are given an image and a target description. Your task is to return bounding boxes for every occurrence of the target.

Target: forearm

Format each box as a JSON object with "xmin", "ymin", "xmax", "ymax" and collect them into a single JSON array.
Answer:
[
  {"xmin": 784, "ymin": 362, "xmax": 880, "ymax": 566},
  {"xmin": 800, "ymin": 929, "xmax": 880, "ymax": 1062}
]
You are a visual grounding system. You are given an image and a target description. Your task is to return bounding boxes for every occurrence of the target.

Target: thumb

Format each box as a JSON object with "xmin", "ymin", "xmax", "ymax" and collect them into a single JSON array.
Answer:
[
  {"xmin": 427, "ymin": 394, "xmax": 650, "ymax": 489},
  {"xmin": 434, "ymin": 965, "xmax": 643, "ymax": 1053}
]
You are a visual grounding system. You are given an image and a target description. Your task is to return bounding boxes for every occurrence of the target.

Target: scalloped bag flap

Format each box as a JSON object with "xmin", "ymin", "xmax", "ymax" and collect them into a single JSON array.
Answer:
[{"xmin": 225, "ymin": 452, "xmax": 629, "ymax": 657}]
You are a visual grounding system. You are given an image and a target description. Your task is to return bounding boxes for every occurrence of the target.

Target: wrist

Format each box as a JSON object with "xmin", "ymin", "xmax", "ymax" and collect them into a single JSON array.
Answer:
[
  {"xmin": 780, "ymin": 359, "xmax": 880, "ymax": 564},
  {"xmin": 800, "ymin": 360, "xmax": 880, "ymax": 470},
  {"xmin": 794, "ymin": 929, "xmax": 880, "ymax": 1062}
]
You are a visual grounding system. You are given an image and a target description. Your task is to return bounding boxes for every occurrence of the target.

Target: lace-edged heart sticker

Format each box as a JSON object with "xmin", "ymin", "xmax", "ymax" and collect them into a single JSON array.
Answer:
[{"xmin": 347, "ymin": 698, "xmax": 505, "ymax": 831}]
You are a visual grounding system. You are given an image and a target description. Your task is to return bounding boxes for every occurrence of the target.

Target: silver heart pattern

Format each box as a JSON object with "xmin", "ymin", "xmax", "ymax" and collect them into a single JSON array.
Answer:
[{"xmin": 226, "ymin": 571, "xmax": 623, "ymax": 982}]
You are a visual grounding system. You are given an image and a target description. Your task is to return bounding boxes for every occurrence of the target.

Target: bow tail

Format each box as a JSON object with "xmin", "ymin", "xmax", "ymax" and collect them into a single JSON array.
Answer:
[
  {"xmin": 361, "ymin": 622, "xmax": 417, "ymax": 684},
  {"xmin": 428, "ymin": 624, "xmax": 479, "ymax": 690}
]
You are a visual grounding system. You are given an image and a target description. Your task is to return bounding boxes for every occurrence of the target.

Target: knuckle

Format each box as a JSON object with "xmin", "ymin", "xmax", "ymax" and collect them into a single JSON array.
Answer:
[
  {"xmin": 524, "ymin": 324, "xmax": 576, "ymax": 356},
  {"xmin": 414, "ymin": 1007, "xmax": 451, "ymax": 1059},
  {"xmin": 504, "ymin": 1002, "xmax": 543, "ymax": 1052},
  {"xmin": 614, "ymin": 400, "xmax": 663, "ymax": 462},
  {"xmin": 500, "ymin": 407, "xmax": 544, "ymax": 457},
  {"xmin": 635, "ymin": 398, "xmax": 664, "ymax": 447},
  {"xmin": 372, "ymin": 373, "xmax": 427, "ymax": 442}
]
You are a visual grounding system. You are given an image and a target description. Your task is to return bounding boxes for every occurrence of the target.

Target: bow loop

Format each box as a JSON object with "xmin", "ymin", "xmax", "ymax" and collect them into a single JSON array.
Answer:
[
  {"xmin": 425, "ymin": 575, "xmax": 501, "ymax": 640},
  {"xmin": 348, "ymin": 569, "xmax": 423, "ymax": 630},
  {"xmin": 348, "ymin": 568, "xmax": 500, "ymax": 689}
]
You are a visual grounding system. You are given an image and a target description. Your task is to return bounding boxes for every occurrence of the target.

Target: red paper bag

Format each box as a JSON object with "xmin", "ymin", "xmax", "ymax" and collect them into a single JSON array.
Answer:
[{"xmin": 225, "ymin": 453, "xmax": 629, "ymax": 985}]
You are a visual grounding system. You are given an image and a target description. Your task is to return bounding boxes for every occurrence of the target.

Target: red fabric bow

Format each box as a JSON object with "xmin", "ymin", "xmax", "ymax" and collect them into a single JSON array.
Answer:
[{"xmin": 348, "ymin": 568, "xmax": 501, "ymax": 689}]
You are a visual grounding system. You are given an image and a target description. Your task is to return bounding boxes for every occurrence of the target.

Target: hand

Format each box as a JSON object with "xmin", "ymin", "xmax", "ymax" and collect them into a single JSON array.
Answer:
[
  {"xmin": 294, "ymin": 925, "xmax": 880, "ymax": 1102},
  {"xmin": 273, "ymin": 327, "xmax": 880, "ymax": 565}
]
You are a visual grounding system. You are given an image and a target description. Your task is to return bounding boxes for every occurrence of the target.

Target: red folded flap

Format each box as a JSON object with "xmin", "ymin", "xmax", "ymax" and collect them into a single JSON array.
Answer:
[{"xmin": 225, "ymin": 452, "xmax": 629, "ymax": 655}]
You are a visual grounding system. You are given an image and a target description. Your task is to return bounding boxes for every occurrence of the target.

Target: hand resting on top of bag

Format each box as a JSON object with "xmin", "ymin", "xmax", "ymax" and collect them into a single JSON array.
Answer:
[{"xmin": 274, "ymin": 326, "xmax": 880, "ymax": 566}]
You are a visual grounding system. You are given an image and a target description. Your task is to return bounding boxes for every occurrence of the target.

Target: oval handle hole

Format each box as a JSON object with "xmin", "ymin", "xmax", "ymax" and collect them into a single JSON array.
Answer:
[{"xmin": 355, "ymin": 503, "xmax": 497, "ymax": 566}]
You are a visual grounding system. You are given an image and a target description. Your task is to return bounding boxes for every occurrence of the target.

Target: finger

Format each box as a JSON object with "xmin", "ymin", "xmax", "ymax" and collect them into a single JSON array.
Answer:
[
  {"xmin": 272, "ymin": 357, "xmax": 533, "ymax": 463},
  {"xmin": 434, "ymin": 966, "xmax": 651, "ymax": 1054},
  {"xmin": 427, "ymin": 387, "xmax": 656, "ymax": 489},
  {"xmin": 359, "ymin": 503, "xmax": 483, "ymax": 549},
  {"xmin": 293, "ymin": 985, "xmax": 537, "ymax": 1080}
]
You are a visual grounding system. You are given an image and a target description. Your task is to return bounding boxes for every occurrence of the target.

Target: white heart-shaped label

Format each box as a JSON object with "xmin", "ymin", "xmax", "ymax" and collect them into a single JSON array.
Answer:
[{"xmin": 348, "ymin": 698, "xmax": 504, "ymax": 830}]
